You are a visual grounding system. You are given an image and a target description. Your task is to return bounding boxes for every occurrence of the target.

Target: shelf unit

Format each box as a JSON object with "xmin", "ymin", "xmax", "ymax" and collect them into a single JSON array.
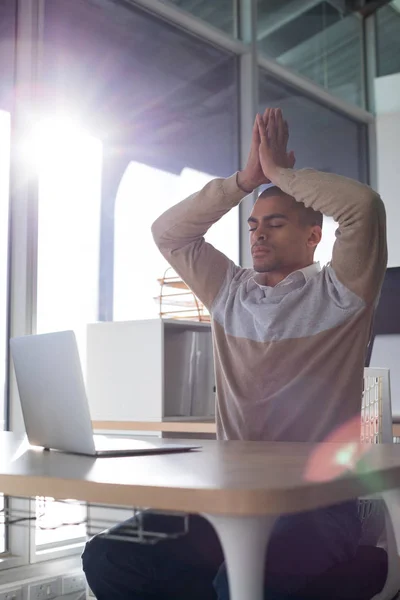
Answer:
[{"xmin": 86, "ymin": 319, "xmax": 216, "ymax": 428}]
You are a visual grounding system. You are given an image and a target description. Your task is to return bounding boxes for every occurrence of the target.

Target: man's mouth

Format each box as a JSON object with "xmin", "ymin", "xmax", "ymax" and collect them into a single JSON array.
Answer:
[{"xmin": 252, "ymin": 246, "xmax": 271, "ymax": 256}]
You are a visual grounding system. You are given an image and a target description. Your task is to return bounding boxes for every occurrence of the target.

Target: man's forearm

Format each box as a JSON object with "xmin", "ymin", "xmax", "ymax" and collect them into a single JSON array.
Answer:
[{"xmin": 269, "ymin": 167, "xmax": 381, "ymax": 221}]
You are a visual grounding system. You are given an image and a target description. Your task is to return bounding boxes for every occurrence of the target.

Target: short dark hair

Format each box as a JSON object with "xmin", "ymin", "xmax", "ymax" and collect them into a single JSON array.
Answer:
[
  {"xmin": 299, "ymin": 205, "xmax": 323, "ymax": 229},
  {"xmin": 258, "ymin": 186, "xmax": 323, "ymax": 229}
]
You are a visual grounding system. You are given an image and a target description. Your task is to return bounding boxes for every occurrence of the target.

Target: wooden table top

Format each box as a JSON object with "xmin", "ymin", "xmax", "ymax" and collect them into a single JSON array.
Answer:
[
  {"xmin": 91, "ymin": 420, "xmax": 217, "ymax": 434},
  {"xmin": 2, "ymin": 432, "xmax": 400, "ymax": 516}
]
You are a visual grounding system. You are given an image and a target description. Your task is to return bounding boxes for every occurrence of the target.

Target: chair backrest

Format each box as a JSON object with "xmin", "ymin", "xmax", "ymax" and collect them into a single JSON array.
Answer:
[
  {"xmin": 359, "ymin": 369, "xmax": 392, "ymax": 543},
  {"xmin": 361, "ymin": 367, "xmax": 393, "ymax": 444},
  {"xmin": 362, "ymin": 368, "xmax": 392, "ymax": 444},
  {"xmin": 360, "ymin": 370, "xmax": 400, "ymax": 600}
]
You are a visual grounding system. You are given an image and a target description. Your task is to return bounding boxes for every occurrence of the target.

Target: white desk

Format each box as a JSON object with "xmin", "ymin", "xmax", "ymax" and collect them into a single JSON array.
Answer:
[{"xmin": 1, "ymin": 432, "xmax": 400, "ymax": 600}]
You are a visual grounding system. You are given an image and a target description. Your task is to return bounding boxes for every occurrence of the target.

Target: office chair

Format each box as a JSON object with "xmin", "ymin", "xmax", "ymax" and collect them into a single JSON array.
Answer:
[{"xmin": 297, "ymin": 369, "xmax": 400, "ymax": 600}]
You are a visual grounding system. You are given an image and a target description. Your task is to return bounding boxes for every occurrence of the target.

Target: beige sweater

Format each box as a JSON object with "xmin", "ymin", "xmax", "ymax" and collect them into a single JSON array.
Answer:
[{"xmin": 152, "ymin": 168, "xmax": 387, "ymax": 442}]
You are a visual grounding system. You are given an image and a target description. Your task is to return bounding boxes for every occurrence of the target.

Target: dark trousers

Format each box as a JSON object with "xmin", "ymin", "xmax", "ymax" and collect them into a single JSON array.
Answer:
[{"xmin": 82, "ymin": 502, "xmax": 361, "ymax": 600}]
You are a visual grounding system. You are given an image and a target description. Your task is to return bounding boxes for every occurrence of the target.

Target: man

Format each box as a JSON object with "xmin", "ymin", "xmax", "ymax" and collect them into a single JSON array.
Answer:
[{"xmin": 82, "ymin": 108, "xmax": 387, "ymax": 599}]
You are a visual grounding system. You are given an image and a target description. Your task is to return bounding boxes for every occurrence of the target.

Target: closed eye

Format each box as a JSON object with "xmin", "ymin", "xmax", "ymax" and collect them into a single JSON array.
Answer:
[
  {"xmin": 247, "ymin": 215, "xmax": 288, "ymax": 231},
  {"xmin": 249, "ymin": 224, "xmax": 284, "ymax": 232}
]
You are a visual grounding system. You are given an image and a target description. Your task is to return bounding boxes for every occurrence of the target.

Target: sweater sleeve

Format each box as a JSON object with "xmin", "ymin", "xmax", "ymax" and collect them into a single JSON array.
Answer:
[
  {"xmin": 151, "ymin": 173, "xmax": 247, "ymax": 310},
  {"xmin": 273, "ymin": 168, "xmax": 387, "ymax": 304}
]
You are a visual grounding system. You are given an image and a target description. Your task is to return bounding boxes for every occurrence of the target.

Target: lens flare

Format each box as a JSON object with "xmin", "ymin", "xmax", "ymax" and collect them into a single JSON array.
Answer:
[{"xmin": 305, "ymin": 416, "xmax": 371, "ymax": 482}]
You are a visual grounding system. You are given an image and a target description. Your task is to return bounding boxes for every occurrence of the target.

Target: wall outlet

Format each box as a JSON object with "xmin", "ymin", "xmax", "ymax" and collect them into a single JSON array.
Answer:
[
  {"xmin": 61, "ymin": 574, "xmax": 86, "ymax": 595},
  {"xmin": 28, "ymin": 579, "xmax": 59, "ymax": 600},
  {"xmin": 0, "ymin": 589, "xmax": 23, "ymax": 600}
]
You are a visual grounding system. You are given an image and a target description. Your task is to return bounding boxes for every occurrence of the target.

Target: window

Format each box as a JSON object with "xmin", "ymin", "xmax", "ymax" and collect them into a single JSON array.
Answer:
[
  {"xmin": 167, "ymin": 0, "xmax": 236, "ymax": 35},
  {"xmin": 259, "ymin": 69, "xmax": 369, "ymax": 264},
  {"xmin": 33, "ymin": 0, "xmax": 239, "ymax": 551},
  {"xmin": 32, "ymin": 119, "xmax": 100, "ymax": 552},
  {"xmin": 0, "ymin": 0, "xmax": 15, "ymax": 114},
  {"xmin": 42, "ymin": 0, "xmax": 239, "ymax": 324},
  {"xmin": 257, "ymin": 1, "xmax": 364, "ymax": 107},
  {"xmin": 35, "ymin": 497, "xmax": 86, "ymax": 550},
  {"xmin": 35, "ymin": 118, "xmax": 102, "ymax": 361},
  {"xmin": 376, "ymin": 1, "xmax": 400, "ymax": 77},
  {"xmin": 114, "ymin": 164, "xmax": 239, "ymax": 321}
]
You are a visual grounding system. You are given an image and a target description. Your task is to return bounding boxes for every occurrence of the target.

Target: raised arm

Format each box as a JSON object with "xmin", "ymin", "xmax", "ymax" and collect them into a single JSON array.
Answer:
[
  {"xmin": 152, "ymin": 109, "xmax": 295, "ymax": 309},
  {"xmin": 151, "ymin": 175, "xmax": 246, "ymax": 310},
  {"xmin": 256, "ymin": 110, "xmax": 387, "ymax": 304}
]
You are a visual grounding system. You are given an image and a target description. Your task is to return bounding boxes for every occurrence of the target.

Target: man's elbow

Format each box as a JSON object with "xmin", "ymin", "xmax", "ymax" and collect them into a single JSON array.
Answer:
[
  {"xmin": 151, "ymin": 217, "xmax": 165, "ymax": 249},
  {"xmin": 361, "ymin": 189, "xmax": 386, "ymax": 239},
  {"xmin": 362, "ymin": 185, "xmax": 381, "ymax": 205},
  {"xmin": 359, "ymin": 187, "xmax": 385, "ymax": 216}
]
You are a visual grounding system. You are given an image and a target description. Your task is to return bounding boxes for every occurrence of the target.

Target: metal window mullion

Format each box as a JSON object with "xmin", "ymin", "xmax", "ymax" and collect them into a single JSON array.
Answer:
[
  {"xmin": 238, "ymin": 0, "xmax": 258, "ymax": 268},
  {"xmin": 6, "ymin": 0, "xmax": 44, "ymax": 566},
  {"xmin": 367, "ymin": 119, "xmax": 378, "ymax": 190},
  {"xmin": 365, "ymin": 14, "xmax": 378, "ymax": 114},
  {"xmin": 9, "ymin": 0, "xmax": 43, "ymax": 429},
  {"xmin": 359, "ymin": 14, "xmax": 368, "ymax": 111},
  {"xmin": 364, "ymin": 14, "xmax": 378, "ymax": 190}
]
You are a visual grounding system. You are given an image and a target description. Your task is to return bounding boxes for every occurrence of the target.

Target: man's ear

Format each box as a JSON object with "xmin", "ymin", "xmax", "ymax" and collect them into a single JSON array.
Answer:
[{"xmin": 307, "ymin": 226, "xmax": 322, "ymax": 248}]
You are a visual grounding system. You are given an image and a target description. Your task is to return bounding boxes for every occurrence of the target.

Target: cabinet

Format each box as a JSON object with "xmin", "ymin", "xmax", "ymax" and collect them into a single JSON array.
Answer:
[{"xmin": 86, "ymin": 319, "xmax": 215, "ymax": 424}]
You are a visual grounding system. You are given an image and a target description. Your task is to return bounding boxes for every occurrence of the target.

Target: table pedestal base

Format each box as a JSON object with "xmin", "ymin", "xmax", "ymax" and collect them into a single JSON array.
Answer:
[
  {"xmin": 204, "ymin": 513, "xmax": 276, "ymax": 600},
  {"xmin": 378, "ymin": 491, "xmax": 400, "ymax": 600}
]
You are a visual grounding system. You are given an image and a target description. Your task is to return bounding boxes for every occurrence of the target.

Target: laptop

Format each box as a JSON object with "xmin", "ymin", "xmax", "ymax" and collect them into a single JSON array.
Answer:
[{"xmin": 10, "ymin": 330, "xmax": 200, "ymax": 457}]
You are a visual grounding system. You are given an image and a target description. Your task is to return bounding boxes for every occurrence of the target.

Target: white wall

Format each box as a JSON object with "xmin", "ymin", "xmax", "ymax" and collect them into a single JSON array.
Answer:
[
  {"xmin": 375, "ymin": 72, "xmax": 400, "ymax": 267},
  {"xmin": 373, "ymin": 73, "xmax": 400, "ymax": 417}
]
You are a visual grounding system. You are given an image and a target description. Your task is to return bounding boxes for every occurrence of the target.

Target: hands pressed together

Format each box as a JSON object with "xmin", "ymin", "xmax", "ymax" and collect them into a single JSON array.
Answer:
[{"xmin": 237, "ymin": 108, "xmax": 296, "ymax": 194}]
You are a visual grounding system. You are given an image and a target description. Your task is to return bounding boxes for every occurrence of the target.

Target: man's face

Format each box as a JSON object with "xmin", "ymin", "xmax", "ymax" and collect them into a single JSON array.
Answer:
[{"xmin": 248, "ymin": 193, "xmax": 320, "ymax": 274}]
